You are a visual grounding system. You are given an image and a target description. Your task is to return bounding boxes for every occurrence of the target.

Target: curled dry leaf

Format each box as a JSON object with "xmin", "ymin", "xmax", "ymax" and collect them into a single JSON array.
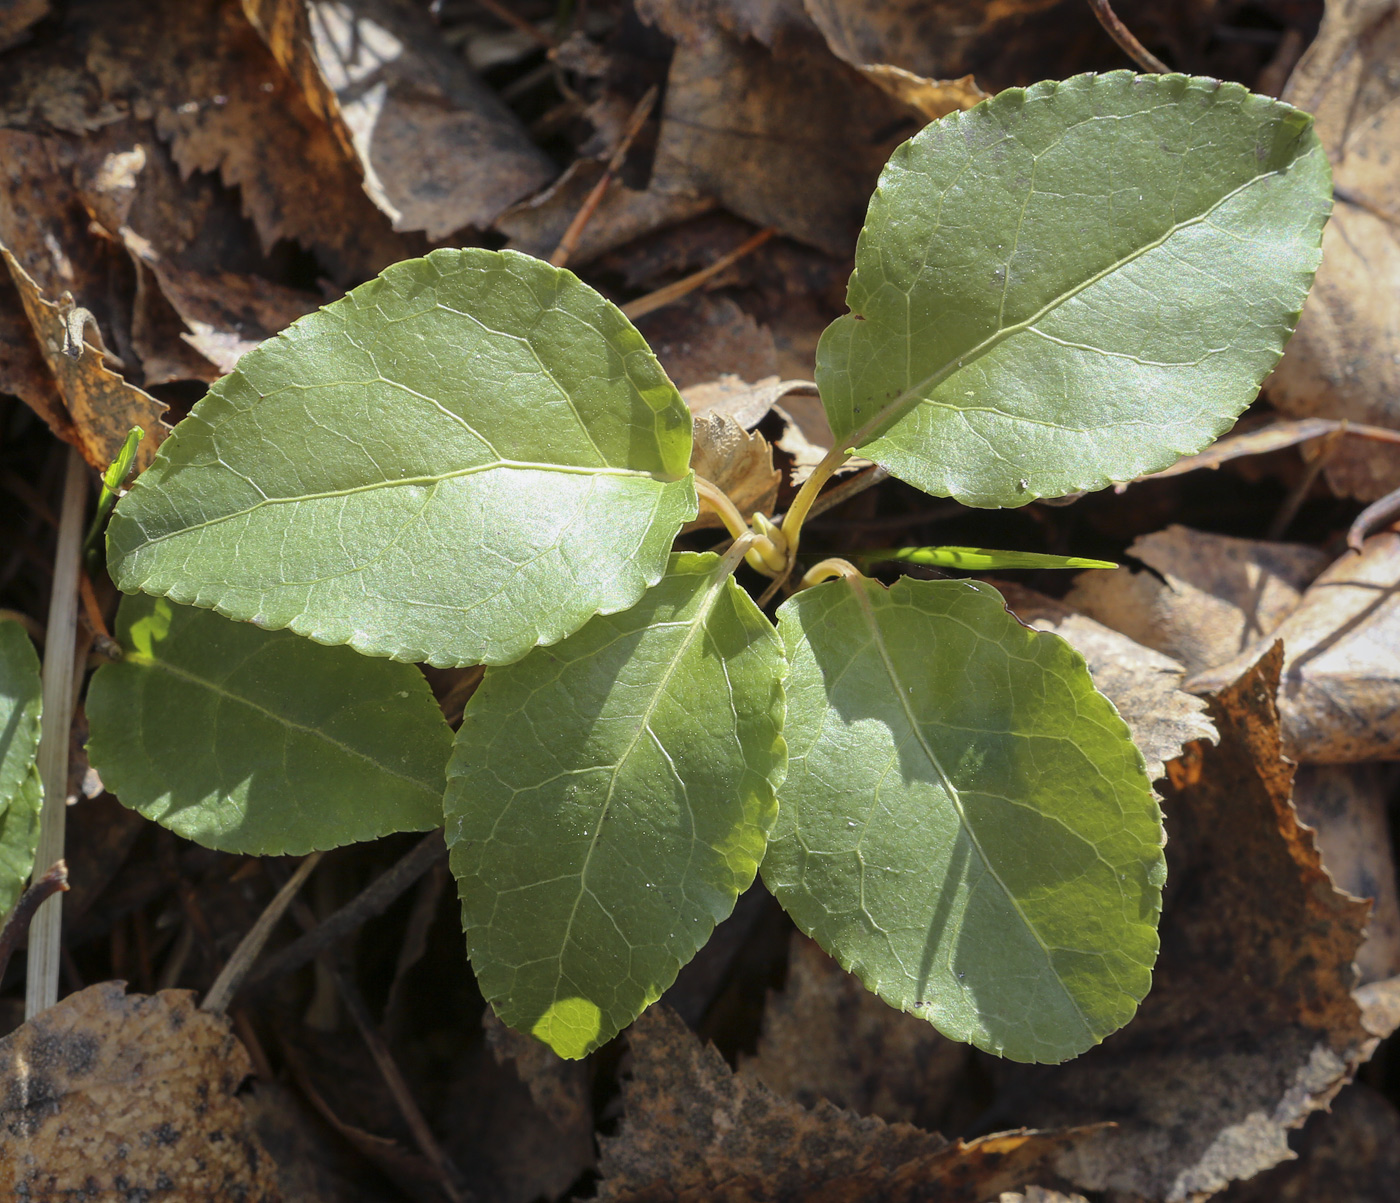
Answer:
[
  {"xmin": 683, "ymin": 374, "xmax": 811, "ymax": 430},
  {"xmin": 496, "ymin": 158, "xmax": 715, "ymax": 266},
  {"xmin": 0, "ymin": 982, "xmax": 281, "ymax": 1199},
  {"xmin": 994, "ymin": 582, "xmax": 1217, "ymax": 785},
  {"xmin": 598, "ymin": 1005, "xmax": 1101, "ymax": 1202},
  {"xmin": 1004, "ymin": 646, "xmax": 1392, "ymax": 1201},
  {"xmin": 1, "ymin": 248, "xmax": 166, "ymax": 471},
  {"xmin": 650, "ymin": 24, "xmax": 922, "ymax": 256},
  {"xmin": 739, "ymin": 933, "xmax": 971, "ymax": 1129},
  {"xmin": 688, "ymin": 411, "xmax": 781, "ymax": 530},
  {"xmin": 1187, "ymin": 533, "xmax": 1400, "ymax": 762},
  {"xmin": 1271, "ymin": 0, "xmax": 1400, "ymax": 500},
  {"xmin": 0, "ymin": 277, "xmax": 70, "ymax": 445},
  {"xmin": 1066, "ymin": 525, "xmax": 1329, "ymax": 676},
  {"xmin": 241, "ymin": 0, "xmax": 555, "ymax": 238}
]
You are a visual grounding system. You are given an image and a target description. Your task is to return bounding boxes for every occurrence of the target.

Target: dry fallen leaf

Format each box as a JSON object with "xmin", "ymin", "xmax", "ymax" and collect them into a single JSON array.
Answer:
[
  {"xmin": 0, "ymin": 982, "xmax": 281, "ymax": 1199},
  {"xmin": 1187, "ymin": 533, "xmax": 1400, "ymax": 763},
  {"xmin": 683, "ymin": 374, "xmax": 811, "ymax": 430},
  {"xmin": 2, "ymin": 247, "xmax": 166, "ymax": 470},
  {"xmin": 496, "ymin": 158, "xmax": 715, "ymax": 266},
  {"xmin": 649, "ymin": 23, "xmax": 922, "ymax": 256},
  {"xmin": 740, "ymin": 933, "xmax": 971, "ymax": 1130},
  {"xmin": 0, "ymin": 0, "xmax": 47, "ymax": 53},
  {"xmin": 1270, "ymin": 0, "xmax": 1400, "ymax": 500},
  {"xmin": 995, "ymin": 582, "xmax": 1217, "ymax": 785},
  {"xmin": 1215, "ymin": 1082, "xmax": 1400, "ymax": 1203},
  {"xmin": 689, "ymin": 411, "xmax": 781, "ymax": 530},
  {"xmin": 598, "ymin": 1005, "xmax": 1100, "ymax": 1202},
  {"xmin": 0, "ymin": 278, "xmax": 71, "ymax": 445},
  {"xmin": 636, "ymin": 294, "xmax": 779, "ymax": 390},
  {"xmin": 1002, "ymin": 645, "xmax": 1393, "ymax": 1202},
  {"xmin": 1293, "ymin": 763, "xmax": 1400, "ymax": 985},
  {"xmin": 1066, "ymin": 525, "xmax": 1328, "ymax": 676},
  {"xmin": 241, "ymin": 0, "xmax": 555, "ymax": 238}
]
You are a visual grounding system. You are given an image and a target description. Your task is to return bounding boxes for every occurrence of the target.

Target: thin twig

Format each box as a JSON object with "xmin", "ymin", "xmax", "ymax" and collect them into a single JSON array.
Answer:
[
  {"xmin": 1087, "ymin": 0, "xmax": 1170, "ymax": 73},
  {"xmin": 26, "ymin": 447, "xmax": 87, "ymax": 1018},
  {"xmin": 550, "ymin": 86, "xmax": 657, "ymax": 269},
  {"xmin": 202, "ymin": 852, "xmax": 324, "ymax": 1015},
  {"xmin": 1267, "ymin": 423, "xmax": 1347, "ymax": 540},
  {"xmin": 1348, "ymin": 484, "xmax": 1400, "ymax": 552},
  {"xmin": 0, "ymin": 861, "xmax": 68, "ymax": 982},
  {"xmin": 474, "ymin": 0, "xmax": 553, "ymax": 46},
  {"xmin": 621, "ymin": 227, "xmax": 776, "ymax": 321},
  {"xmin": 243, "ymin": 831, "xmax": 445, "ymax": 991}
]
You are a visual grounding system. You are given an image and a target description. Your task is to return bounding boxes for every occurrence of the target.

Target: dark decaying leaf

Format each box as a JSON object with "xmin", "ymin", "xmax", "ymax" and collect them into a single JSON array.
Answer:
[
  {"xmin": 1187, "ymin": 533, "xmax": 1400, "ymax": 762},
  {"xmin": 241, "ymin": 0, "xmax": 556, "ymax": 238},
  {"xmin": 1000, "ymin": 645, "xmax": 1395, "ymax": 1201},
  {"xmin": 739, "ymin": 933, "xmax": 971, "ymax": 1130},
  {"xmin": 0, "ymin": 982, "xmax": 281, "ymax": 1200},
  {"xmin": 1271, "ymin": 0, "xmax": 1400, "ymax": 500},
  {"xmin": 597, "ymin": 1004, "xmax": 1101, "ymax": 1202},
  {"xmin": 650, "ymin": 24, "xmax": 922, "ymax": 256},
  {"xmin": 636, "ymin": 294, "xmax": 779, "ymax": 388}
]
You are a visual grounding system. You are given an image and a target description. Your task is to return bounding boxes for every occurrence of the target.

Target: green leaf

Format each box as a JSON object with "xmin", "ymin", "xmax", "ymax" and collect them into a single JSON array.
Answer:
[
  {"xmin": 765, "ymin": 575, "xmax": 1165, "ymax": 1063},
  {"xmin": 87, "ymin": 595, "xmax": 452, "ymax": 855},
  {"xmin": 447, "ymin": 552, "xmax": 785, "ymax": 1058},
  {"xmin": 107, "ymin": 249, "xmax": 697, "ymax": 668},
  {"xmin": 863, "ymin": 546, "xmax": 1117, "ymax": 571},
  {"xmin": 817, "ymin": 72, "xmax": 1331, "ymax": 507},
  {"xmin": 0, "ymin": 620, "xmax": 42, "ymax": 813},
  {"xmin": 0, "ymin": 767, "xmax": 42, "ymax": 913},
  {"xmin": 0, "ymin": 620, "xmax": 43, "ymax": 909}
]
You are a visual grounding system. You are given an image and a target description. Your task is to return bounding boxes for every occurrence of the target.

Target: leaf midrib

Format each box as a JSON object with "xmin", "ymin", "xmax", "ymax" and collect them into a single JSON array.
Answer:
[
  {"xmin": 547, "ymin": 565, "xmax": 731, "ymax": 1003},
  {"xmin": 843, "ymin": 577, "xmax": 1094, "ymax": 1044},
  {"xmin": 125, "ymin": 459, "xmax": 673, "ymax": 548},
  {"xmin": 128, "ymin": 653, "xmax": 437, "ymax": 795},
  {"xmin": 844, "ymin": 165, "xmax": 1290, "ymax": 451}
]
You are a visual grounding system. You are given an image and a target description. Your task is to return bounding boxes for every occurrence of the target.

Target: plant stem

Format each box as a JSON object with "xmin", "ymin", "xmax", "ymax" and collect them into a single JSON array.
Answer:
[
  {"xmin": 780, "ymin": 443, "xmax": 852, "ymax": 560},
  {"xmin": 25, "ymin": 446, "xmax": 87, "ymax": 1019},
  {"xmin": 799, "ymin": 558, "xmax": 864, "ymax": 588},
  {"xmin": 694, "ymin": 475, "xmax": 752, "ymax": 541},
  {"xmin": 1086, "ymin": 0, "xmax": 1170, "ymax": 73}
]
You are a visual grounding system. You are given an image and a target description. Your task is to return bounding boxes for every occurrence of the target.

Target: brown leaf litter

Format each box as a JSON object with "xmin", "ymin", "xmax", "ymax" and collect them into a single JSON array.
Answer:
[{"xmin": 997, "ymin": 646, "xmax": 1399, "ymax": 1201}]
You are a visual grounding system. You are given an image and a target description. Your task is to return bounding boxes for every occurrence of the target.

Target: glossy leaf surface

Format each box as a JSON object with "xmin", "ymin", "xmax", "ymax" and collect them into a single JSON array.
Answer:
[
  {"xmin": 447, "ymin": 553, "xmax": 785, "ymax": 1058},
  {"xmin": 87, "ymin": 596, "xmax": 451, "ymax": 855},
  {"xmin": 818, "ymin": 72, "xmax": 1331, "ymax": 507},
  {"xmin": 108, "ymin": 249, "xmax": 697, "ymax": 667},
  {"xmin": 765, "ymin": 575, "xmax": 1165, "ymax": 1063},
  {"xmin": 0, "ymin": 621, "xmax": 42, "ymax": 908}
]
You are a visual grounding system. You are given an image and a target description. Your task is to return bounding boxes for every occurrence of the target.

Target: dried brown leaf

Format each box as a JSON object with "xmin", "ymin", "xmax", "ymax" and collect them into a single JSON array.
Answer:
[
  {"xmin": 1216, "ymin": 1083, "xmax": 1400, "ymax": 1203},
  {"xmin": 496, "ymin": 159, "xmax": 715, "ymax": 266},
  {"xmin": 683, "ymin": 374, "xmax": 811, "ymax": 430},
  {"xmin": 995, "ymin": 582, "xmax": 1217, "ymax": 784},
  {"xmin": 1271, "ymin": 0, "xmax": 1400, "ymax": 500},
  {"xmin": 0, "ymin": 0, "xmax": 47, "ymax": 53},
  {"xmin": 1066, "ymin": 525, "xmax": 1328, "ymax": 676},
  {"xmin": 0, "ymin": 278, "xmax": 71, "ymax": 444},
  {"xmin": 598, "ymin": 1005, "xmax": 1100, "ymax": 1203},
  {"xmin": 0, "ymin": 982, "xmax": 281, "ymax": 1199},
  {"xmin": 1187, "ymin": 533, "xmax": 1400, "ymax": 762},
  {"xmin": 1294, "ymin": 764, "xmax": 1400, "ymax": 985},
  {"xmin": 634, "ymin": 0, "xmax": 812, "ymax": 51},
  {"xmin": 241, "ymin": 0, "xmax": 555, "ymax": 238},
  {"xmin": 2, "ymin": 247, "xmax": 167, "ymax": 471},
  {"xmin": 1004, "ymin": 645, "xmax": 1388, "ymax": 1201},
  {"xmin": 635, "ymin": 294, "xmax": 778, "ymax": 389},
  {"xmin": 689, "ymin": 411, "xmax": 781, "ymax": 529},
  {"xmin": 740, "ymin": 934, "xmax": 971, "ymax": 1129},
  {"xmin": 651, "ymin": 25, "xmax": 921, "ymax": 257}
]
